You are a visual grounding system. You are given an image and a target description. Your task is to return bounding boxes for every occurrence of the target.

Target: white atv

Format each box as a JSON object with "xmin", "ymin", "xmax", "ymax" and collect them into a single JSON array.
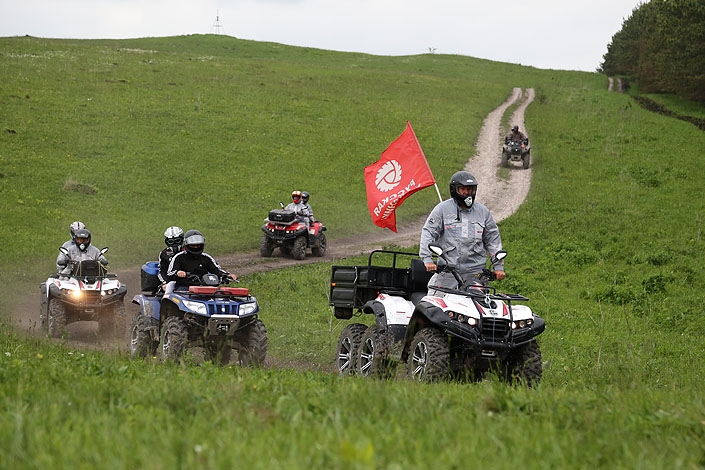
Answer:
[
  {"xmin": 330, "ymin": 246, "xmax": 545, "ymax": 386},
  {"xmin": 39, "ymin": 246, "xmax": 128, "ymax": 338}
]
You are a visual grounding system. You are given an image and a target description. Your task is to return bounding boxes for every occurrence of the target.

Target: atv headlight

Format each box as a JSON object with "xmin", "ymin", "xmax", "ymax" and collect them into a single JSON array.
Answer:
[
  {"xmin": 239, "ymin": 302, "xmax": 258, "ymax": 316},
  {"xmin": 182, "ymin": 299, "xmax": 207, "ymax": 315},
  {"xmin": 62, "ymin": 289, "xmax": 81, "ymax": 299},
  {"xmin": 511, "ymin": 319, "xmax": 533, "ymax": 329}
]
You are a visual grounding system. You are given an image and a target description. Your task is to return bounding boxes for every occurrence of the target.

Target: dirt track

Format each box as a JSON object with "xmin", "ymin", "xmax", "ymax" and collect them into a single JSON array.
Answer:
[{"xmin": 14, "ymin": 88, "xmax": 535, "ymax": 350}]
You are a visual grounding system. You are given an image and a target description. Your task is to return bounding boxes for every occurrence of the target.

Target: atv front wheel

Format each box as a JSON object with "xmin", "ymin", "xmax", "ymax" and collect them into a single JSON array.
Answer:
[
  {"xmin": 129, "ymin": 313, "xmax": 159, "ymax": 359},
  {"xmin": 291, "ymin": 236, "xmax": 307, "ymax": 260},
  {"xmin": 99, "ymin": 301, "xmax": 127, "ymax": 338},
  {"xmin": 205, "ymin": 342, "xmax": 233, "ymax": 366},
  {"xmin": 311, "ymin": 232, "xmax": 327, "ymax": 257},
  {"xmin": 502, "ymin": 340, "xmax": 542, "ymax": 387},
  {"xmin": 160, "ymin": 316, "xmax": 188, "ymax": 363},
  {"xmin": 501, "ymin": 151, "xmax": 509, "ymax": 167},
  {"xmin": 233, "ymin": 319, "xmax": 267, "ymax": 366},
  {"xmin": 522, "ymin": 153, "xmax": 531, "ymax": 169},
  {"xmin": 47, "ymin": 299, "xmax": 67, "ymax": 338},
  {"xmin": 357, "ymin": 325, "xmax": 394, "ymax": 379},
  {"xmin": 335, "ymin": 323, "xmax": 367, "ymax": 376},
  {"xmin": 260, "ymin": 235, "xmax": 275, "ymax": 257},
  {"xmin": 407, "ymin": 328, "xmax": 449, "ymax": 382}
]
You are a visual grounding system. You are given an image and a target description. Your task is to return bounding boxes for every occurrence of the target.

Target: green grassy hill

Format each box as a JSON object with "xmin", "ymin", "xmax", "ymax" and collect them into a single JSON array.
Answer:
[{"xmin": 2, "ymin": 35, "xmax": 705, "ymax": 468}]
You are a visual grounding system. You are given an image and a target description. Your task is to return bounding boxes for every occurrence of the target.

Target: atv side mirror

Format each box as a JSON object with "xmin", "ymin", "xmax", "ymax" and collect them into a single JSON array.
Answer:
[
  {"xmin": 279, "ymin": 202, "xmax": 285, "ymax": 208},
  {"xmin": 100, "ymin": 246, "xmax": 109, "ymax": 255},
  {"xmin": 429, "ymin": 245, "xmax": 444, "ymax": 257},
  {"xmin": 492, "ymin": 250, "xmax": 508, "ymax": 264},
  {"xmin": 59, "ymin": 246, "xmax": 69, "ymax": 256}
]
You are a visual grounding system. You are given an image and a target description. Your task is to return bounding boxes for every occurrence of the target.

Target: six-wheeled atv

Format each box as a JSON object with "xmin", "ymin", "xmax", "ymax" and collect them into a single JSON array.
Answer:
[
  {"xmin": 329, "ymin": 247, "xmax": 545, "ymax": 386},
  {"xmin": 39, "ymin": 246, "xmax": 127, "ymax": 338},
  {"xmin": 130, "ymin": 264, "xmax": 267, "ymax": 366},
  {"xmin": 502, "ymin": 137, "xmax": 531, "ymax": 169},
  {"xmin": 260, "ymin": 206, "xmax": 327, "ymax": 259}
]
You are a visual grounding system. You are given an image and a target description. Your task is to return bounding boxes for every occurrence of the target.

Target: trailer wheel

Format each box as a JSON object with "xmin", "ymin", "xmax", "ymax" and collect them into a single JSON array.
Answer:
[{"xmin": 335, "ymin": 323, "xmax": 367, "ymax": 376}]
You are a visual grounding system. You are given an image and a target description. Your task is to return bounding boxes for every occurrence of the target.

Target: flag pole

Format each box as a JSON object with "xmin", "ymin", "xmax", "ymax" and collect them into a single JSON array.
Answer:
[{"xmin": 433, "ymin": 183, "xmax": 443, "ymax": 203}]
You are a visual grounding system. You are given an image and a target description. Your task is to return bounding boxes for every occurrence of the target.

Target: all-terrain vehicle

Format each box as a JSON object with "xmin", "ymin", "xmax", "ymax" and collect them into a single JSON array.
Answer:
[
  {"xmin": 39, "ymin": 246, "xmax": 128, "ymax": 338},
  {"xmin": 129, "ymin": 262, "xmax": 267, "ymax": 365},
  {"xmin": 502, "ymin": 137, "xmax": 531, "ymax": 169},
  {"xmin": 260, "ymin": 205, "xmax": 327, "ymax": 260},
  {"xmin": 329, "ymin": 247, "xmax": 545, "ymax": 386}
]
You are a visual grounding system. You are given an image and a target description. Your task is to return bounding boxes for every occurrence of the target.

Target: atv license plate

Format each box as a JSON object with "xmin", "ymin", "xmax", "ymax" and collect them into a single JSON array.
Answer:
[{"xmin": 208, "ymin": 315, "xmax": 240, "ymax": 336}]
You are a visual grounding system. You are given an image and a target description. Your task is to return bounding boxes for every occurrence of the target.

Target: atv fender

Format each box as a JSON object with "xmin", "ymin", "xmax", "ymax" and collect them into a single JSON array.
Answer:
[
  {"xmin": 400, "ymin": 300, "xmax": 449, "ymax": 361},
  {"xmin": 132, "ymin": 294, "xmax": 162, "ymax": 320}
]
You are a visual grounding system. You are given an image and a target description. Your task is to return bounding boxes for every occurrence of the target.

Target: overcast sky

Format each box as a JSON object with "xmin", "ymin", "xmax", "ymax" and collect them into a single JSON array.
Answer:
[{"xmin": 1, "ymin": 0, "xmax": 644, "ymax": 72}]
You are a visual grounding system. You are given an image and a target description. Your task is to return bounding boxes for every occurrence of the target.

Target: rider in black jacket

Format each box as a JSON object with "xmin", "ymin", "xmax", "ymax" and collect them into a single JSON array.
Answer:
[{"xmin": 166, "ymin": 229, "xmax": 236, "ymax": 291}]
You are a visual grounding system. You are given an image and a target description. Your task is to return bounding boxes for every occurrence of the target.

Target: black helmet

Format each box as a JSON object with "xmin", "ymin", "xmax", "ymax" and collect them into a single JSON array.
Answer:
[
  {"xmin": 449, "ymin": 171, "xmax": 478, "ymax": 209},
  {"xmin": 69, "ymin": 221, "xmax": 86, "ymax": 241},
  {"xmin": 183, "ymin": 229, "xmax": 205, "ymax": 255},
  {"xmin": 164, "ymin": 226, "xmax": 184, "ymax": 250},
  {"xmin": 301, "ymin": 191, "xmax": 310, "ymax": 203},
  {"xmin": 512, "ymin": 125, "xmax": 519, "ymax": 132},
  {"xmin": 74, "ymin": 228, "xmax": 91, "ymax": 252}
]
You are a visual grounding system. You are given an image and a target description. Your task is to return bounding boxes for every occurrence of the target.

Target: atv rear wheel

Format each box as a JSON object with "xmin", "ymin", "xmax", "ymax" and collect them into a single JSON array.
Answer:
[
  {"xmin": 335, "ymin": 323, "xmax": 367, "ymax": 376},
  {"xmin": 311, "ymin": 232, "xmax": 327, "ymax": 257},
  {"xmin": 47, "ymin": 299, "xmax": 67, "ymax": 338},
  {"xmin": 407, "ymin": 328, "xmax": 449, "ymax": 382},
  {"xmin": 357, "ymin": 325, "xmax": 394, "ymax": 379},
  {"xmin": 291, "ymin": 235, "xmax": 307, "ymax": 260},
  {"xmin": 502, "ymin": 340, "xmax": 542, "ymax": 387},
  {"xmin": 160, "ymin": 316, "xmax": 188, "ymax": 363},
  {"xmin": 233, "ymin": 319, "xmax": 267, "ymax": 366},
  {"xmin": 259, "ymin": 235, "xmax": 275, "ymax": 257},
  {"xmin": 129, "ymin": 313, "xmax": 159, "ymax": 359}
]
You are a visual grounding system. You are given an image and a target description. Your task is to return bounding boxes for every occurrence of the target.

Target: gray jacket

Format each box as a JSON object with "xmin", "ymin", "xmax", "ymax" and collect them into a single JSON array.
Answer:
[
  {"xmin": 419, "ymin": 198, "xmax": 503, "ymax": 275},
  {"xmin": 56, "ymin": 243, "xmax": 108, "ymax": 273},
  {"xmin": 285, "ymin": 201, "xmax": 311, "ymax": 226}
]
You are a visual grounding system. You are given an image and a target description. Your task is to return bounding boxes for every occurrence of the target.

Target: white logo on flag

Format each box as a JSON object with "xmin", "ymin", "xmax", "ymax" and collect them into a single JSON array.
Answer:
[{"xmin": 375, "ymin": 160, "xmax": 402, "ymax": 192}]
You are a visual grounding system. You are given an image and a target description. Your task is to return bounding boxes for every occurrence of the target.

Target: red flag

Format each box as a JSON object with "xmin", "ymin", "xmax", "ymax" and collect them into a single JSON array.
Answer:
[{"xmin": 364, "ymin": 121, "xmax": 435, "ymax": 232}]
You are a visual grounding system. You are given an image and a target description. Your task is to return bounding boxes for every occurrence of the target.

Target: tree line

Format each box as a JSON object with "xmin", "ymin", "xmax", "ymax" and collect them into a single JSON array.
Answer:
[{"xmin": 600, "ymin": 0, "xmax": 705, "ymax": 103}]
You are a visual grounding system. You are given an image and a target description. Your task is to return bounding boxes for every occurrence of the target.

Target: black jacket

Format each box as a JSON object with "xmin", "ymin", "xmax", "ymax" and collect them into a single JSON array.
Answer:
[{"xmin": 166, "ymin": 251, "xmax": 230, "ymax": 287}]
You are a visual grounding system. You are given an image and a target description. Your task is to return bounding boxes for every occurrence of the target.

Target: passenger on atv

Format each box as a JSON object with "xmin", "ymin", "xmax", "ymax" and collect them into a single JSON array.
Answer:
[{"xmin": 165, "ymin": 229, "xmax": 237, "ymax": 293}]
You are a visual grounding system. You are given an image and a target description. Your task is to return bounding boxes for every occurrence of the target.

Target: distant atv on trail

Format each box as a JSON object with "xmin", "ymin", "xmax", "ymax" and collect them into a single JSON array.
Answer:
[
  {"xmin": 329, "ymin": 247, "xmax": 545, "ymax": 386},
  {"xmin": 502, "ymin": 137, "xmax": 531, "ymax": 169},
  {"xmin": 260, "ymin": 205, "xmax": 327, "ymax": 260}
]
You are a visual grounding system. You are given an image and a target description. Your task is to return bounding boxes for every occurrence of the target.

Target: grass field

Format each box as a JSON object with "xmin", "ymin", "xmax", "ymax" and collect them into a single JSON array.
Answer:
[{"xmin": 2, "ymin": 35, "xmax": 705, "ymax": 468}]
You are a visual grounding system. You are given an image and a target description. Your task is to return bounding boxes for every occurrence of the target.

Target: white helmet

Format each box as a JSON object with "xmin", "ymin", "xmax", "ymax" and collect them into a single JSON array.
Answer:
[
  {"xmin": 69, "ymin": 221, "xmax": 86, "ymax": 241},
  {"xmin": 164, "ymin": 226, "xmax": 184, "ymax": 249}
]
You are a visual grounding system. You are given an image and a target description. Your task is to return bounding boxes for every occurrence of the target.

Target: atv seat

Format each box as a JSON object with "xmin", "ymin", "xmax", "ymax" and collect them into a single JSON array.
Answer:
[{"xmin": 410, "ymin": 258, "xmax": 433, "ymax": 292}]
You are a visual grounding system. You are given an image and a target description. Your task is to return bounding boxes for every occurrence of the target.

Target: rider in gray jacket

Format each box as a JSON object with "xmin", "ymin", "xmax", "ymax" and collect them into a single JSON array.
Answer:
[
  {"xmin": 56, "ymin": 228, "xmax": 108, "ymax": 274},
  {"xmin": 419, "ymin": 171, "xmax": 505, "ymax": 292}
]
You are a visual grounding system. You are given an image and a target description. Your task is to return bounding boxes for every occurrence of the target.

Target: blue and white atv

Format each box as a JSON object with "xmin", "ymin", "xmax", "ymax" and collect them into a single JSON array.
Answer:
[{"xmin": 129, "ymin": 262, "xmax": 267, "ymax": 366}]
